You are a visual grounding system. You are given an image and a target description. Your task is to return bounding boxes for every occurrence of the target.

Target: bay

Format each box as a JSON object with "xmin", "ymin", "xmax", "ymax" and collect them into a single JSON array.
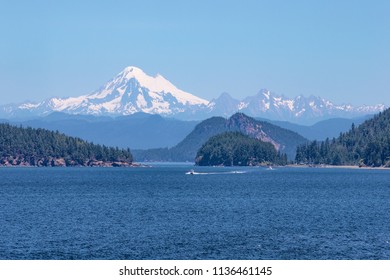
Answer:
[{"xmin": 0, "ymin": 165, "xmax": 389, "ymax": 259}]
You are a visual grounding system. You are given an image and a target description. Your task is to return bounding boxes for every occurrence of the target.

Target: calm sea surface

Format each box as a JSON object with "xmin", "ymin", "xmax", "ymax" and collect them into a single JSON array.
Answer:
[{"xmin": 0, "ymin": 164, "xmax": 389, "ymax": 260}]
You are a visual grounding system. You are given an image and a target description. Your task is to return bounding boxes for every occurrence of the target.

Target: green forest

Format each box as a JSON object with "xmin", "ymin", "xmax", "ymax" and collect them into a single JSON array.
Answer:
[
  {"xmin": 295, "ymin": 108, "xmax": 390, "ymax": 167},
  {"xmin": 195, "ymin": 131, "xmax": 287, "ymax": 166},
  {"xmin": 0, "ymin": 123, "xmax": 133, "ymax": 166}
]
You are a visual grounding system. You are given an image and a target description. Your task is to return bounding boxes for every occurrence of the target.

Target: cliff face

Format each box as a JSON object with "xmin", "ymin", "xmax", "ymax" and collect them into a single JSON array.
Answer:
[{"xmin": 226, "ymin": 113, "xmax": 280, "ymax": 151}]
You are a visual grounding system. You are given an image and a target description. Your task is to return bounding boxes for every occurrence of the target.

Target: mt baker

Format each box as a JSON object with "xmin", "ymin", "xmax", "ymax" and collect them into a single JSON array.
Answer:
[{"xmin": 1, "ymin": 66, "xmax": 385, "ymax": 124}]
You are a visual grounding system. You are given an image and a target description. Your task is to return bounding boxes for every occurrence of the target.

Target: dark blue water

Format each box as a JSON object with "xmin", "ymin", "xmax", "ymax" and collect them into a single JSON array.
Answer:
[{"xmin": 1, "ymin": 165, "xmax": 389, "ymax": 259}]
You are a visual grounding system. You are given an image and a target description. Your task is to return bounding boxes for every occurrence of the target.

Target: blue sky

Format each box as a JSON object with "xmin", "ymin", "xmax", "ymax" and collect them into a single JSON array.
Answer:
[{"xmin": 1, "ymin": 0, "xmax": 389, "ymax": 106}]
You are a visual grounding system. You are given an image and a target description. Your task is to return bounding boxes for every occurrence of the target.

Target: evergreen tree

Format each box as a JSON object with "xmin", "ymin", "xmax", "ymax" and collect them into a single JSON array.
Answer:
[
  {"xmin": 295, "ymin": 108, "xmax": 390, "ymax": 167},
  {"xmin": 195, "ymin": 131, "xmax": 287, "ymax": 166},
  {"xmin": 0, "ymin": 123, "xmax": 133, "ymax": 166}
]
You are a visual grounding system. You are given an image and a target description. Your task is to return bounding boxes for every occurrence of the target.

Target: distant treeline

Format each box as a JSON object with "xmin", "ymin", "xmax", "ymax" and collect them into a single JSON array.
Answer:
[
  {"xmin": 295, "ymin": 108, "xmax": 390, "ymax": 167},
  {"xmin": 195, "ymin": 132, "xmax": 287, "ymax": 166},
  {"xmin": 0, "ymin": 123, "xmax": 133, "ymax": 166}
]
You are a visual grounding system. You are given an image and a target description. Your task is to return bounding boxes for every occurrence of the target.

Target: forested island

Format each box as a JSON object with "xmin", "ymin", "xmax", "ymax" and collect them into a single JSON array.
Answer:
[
  {"xmin": 195, "ymin": 131, "xmax": 287, "ymax": 166},
  {"xmin": 0, "ymin": 123, "xmax": 133, "ymax": 167},
  {"xmin": 295, "ymin": 108, "xmax": 390, "ymax": 167},
  {"xmin": 133, "ymin": 113, "xmax": 307, "ymax": 162}
]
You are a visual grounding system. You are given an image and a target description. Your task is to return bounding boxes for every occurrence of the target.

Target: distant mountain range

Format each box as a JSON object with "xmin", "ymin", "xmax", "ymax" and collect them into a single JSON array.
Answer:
[
  {"xmin": 259, "ymin": 115, "xmax": 372, "ymax": 141},
  {"xmin": 11, "ymin": 112, "xmax": 198, "ymax": 150},
  {"xmin": 209, "ymin": 91, "xmax": 385, "ymax": 125},
  {"xmin": 0, "ymin": 66, "xmax": 386, "ymax": 124}
]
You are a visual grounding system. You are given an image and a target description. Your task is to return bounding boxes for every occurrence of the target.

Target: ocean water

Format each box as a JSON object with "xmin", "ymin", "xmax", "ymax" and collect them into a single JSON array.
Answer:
[{"xmin": 0, "ymin": 164, "xmax": 389, "ymax": 260}]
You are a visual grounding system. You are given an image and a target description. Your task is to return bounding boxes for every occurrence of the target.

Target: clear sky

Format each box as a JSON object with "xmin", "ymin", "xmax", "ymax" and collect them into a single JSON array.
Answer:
[{"xmin": 1, "ymin": 0, "xmax": 389, "ymax": 106}]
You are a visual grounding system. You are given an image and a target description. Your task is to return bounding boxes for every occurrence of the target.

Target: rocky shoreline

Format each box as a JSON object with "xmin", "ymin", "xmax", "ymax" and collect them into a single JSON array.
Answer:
[{"xmin": 0, "ymin": 156, "xmax": 138, "ymax": 167}]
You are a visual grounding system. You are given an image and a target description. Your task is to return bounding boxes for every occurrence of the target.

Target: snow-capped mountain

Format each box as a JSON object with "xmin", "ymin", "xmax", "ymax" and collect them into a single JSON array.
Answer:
[
  {"xmin": 207, "ymin": 89, "xmax": 386, "ymax": 124},
  {"xmin": 0, "ymin": 66, "xmax": 386, "ymax": 124},
  {"xmin": 0, "ymin": 66, "xmax": 208, "ymax": 118}
]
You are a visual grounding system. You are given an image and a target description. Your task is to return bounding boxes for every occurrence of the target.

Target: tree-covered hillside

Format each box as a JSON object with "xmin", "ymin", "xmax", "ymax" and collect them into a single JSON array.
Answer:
[
  {"xmin": 133, "ymin": 113, "xmax": 308, "ymax": 162},
  {"xmin": 0, "ymin": 123, "xmax": 133, "ymax": 166},
  {"xmin": 295, "ymin": 108, "xmax": 390, "ymax": 167},
  {"xmin": 195, "ymin": 132, "xmax": 287, "ymax": 166}
]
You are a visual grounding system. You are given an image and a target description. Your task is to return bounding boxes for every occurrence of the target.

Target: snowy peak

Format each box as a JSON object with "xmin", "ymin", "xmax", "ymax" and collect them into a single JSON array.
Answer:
[
  {"xmin": 0, "ymin": 66, "xmax": 386, "ymax": 124},
  {"xmin": 89, "ymin": 66, "xmax": 208, "ymax": 107},
  {"xmin": 122, "ymin": 66, "xmax": 146, "ymax": 76},
  {"xmin": 214, "ymin": 90, "xmax": 386, "ymax": 124},
  {"xmin": 4, "ymin": 66, "xmax": 210, "ymax": 118},
  {"xmin": 113, "ymin": 66, "xmax": 173, "ymax": 95}
]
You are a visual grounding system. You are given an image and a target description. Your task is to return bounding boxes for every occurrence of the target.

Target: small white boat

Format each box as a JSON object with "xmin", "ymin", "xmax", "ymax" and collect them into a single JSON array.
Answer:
[{"xmin": 186, "ymin": 169, "xmax": 195, "ymax": 175}]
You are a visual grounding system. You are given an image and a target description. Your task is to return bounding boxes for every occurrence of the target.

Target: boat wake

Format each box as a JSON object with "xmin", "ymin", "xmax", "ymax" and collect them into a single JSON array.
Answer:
[{"xmin": 186, "ymin": 170, "xmax": 246, "ymax": 175}]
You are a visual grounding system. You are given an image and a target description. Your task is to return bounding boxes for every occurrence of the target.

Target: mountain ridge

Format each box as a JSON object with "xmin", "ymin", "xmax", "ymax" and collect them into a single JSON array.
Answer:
[
  {"xmin": 14, "ymin": 112, "xmax": 198, "ymax": 150},
  {"xmin": 0, "ymin": 66, "xmax": 386, "ymax": 124}
]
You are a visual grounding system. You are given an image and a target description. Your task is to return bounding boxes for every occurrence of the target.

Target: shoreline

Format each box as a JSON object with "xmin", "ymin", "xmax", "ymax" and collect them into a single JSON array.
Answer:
[
  {"xmin": 0, "ymin": 162, "xmax": 149, "ymax": 168},
  {"xmin": 286, "ymin": 164, "xmax": 390, "ymax": 170}
]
